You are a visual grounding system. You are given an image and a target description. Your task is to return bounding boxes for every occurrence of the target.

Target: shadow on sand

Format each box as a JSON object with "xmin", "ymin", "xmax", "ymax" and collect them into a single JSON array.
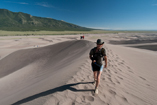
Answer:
[{"xmin": 12, "ymin": 82, "xmax": 94, "ymax": 105}]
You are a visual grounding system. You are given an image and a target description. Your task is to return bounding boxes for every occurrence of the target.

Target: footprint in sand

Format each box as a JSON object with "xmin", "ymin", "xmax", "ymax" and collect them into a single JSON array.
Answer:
[
  {"xmin": 117, "ymin": 76, "xmax": 123, "ymax": 80},
  {"xmin": 118, "ymin": 69, "xmax": 122, "ymax": 71},
  {"xmin": 118, "ymin": 62, "xmax": 124, "ymax": 65},
  {"xmin": 103, "ymin": 69, "xmax": 106, "ymax": 73},
  {"xmin": 79, "ymin": 67, "xmax": 83, "ymax": 70},
  {"xmin": 116, "ymin": 81, "xmax": 120, "ymax": 84},
  {"xmin": 83, "ymin": 96, "xmax": 94, "ymax": 102},
  {"xmin": 114, "ymin": 65, "xmax": 118, "ymax": 67},
  {"xmin": 107, "ymin": 69, "xmax": 111, "ymax": 74},
  {"xmin": 115, "ymin": 60, "xmax": 118, "ymax": 62},
  {"xmin": 116, "ymin": 57, "xmax": 120, "ymax": 60},
  {"xmin": 146, "ymin": 84, "xmax": 150, "ymax": 86},
  {"xmin": 102, "ymin": 78, "xmax": 105, "ymax": 80},
  {"xmin": 107, "ymin": 74, "xmax": 111, "ymax": 77},
  {"xmin": 108, "ymin": 59, "xmax": 112, "ymax": 62},
  {"xmin": 114, "ymin": 71, "xmax": 118, "ymax": 74},
  {"xmin": 139, "ymin": 76, "xmax": 146, "ymax": 81},
  {"xmin": 122, "ymin": 97, "xmax": 128, "ymax": 102},
  {"xmin": 115, "ymin": 78, "xmax": 120, "ymax": 84},
  {"xmin": 126, "ymin": 66, "xmax": 131, "ymax": 69},
  {"xmin": 128, "ymin": 70, "xmax": 134, "ymax": 73},
  {"xmin": 107, "ymin": 77, "xmax": 113, "ymax": 82},
  {"xmin": 109, "ymin": 89, "xmax": 116, "ymax": 96},
  {"xmin": 104, "ymin": 94, "xmax": 106, "ymax": 98}
]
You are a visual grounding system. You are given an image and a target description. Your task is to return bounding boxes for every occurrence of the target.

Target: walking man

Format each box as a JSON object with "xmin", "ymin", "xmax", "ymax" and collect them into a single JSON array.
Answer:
[{"xmin": 89, "ymin": 39, "xmax": 107, "ymax": 94}]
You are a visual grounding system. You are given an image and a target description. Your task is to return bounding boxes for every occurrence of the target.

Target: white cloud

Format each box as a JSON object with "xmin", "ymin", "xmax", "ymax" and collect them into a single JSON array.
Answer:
[
  {"xmin": 5, "ymin": 1, "xmax": 28, "ymax": 5},
  {"xmin": 5, "ymin": 1, "xmax": 71, "ymax": 12},
  {"xmin": 19, "ymin": 2, "xmax": 28, "ymax": 5},
  {"xmin": 35, "ymin": 2, "xmax": 72, "ymax": 12},
  {"xmin": 35, "ymin": 2, "xmax": 55, "ymax": 8}
]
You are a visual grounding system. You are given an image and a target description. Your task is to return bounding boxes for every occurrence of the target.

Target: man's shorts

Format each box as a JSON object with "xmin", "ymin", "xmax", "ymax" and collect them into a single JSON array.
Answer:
[{"xmin": 91, "ymin": 62, "xmax": 104, "ymax": 72}]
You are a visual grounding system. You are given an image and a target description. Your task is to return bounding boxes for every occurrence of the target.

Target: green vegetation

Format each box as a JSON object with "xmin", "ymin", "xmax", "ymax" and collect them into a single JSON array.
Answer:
[
  {"xmin": 0, "ymin": 30, "xmax": 110, "ymax": 36},
  {"xmin": 1, "ymin": 30, "xmax": 157, "ymax": 36},
  {"xmin": 0, "ymin": 9, "xmax": 91, "ymax": 31}
]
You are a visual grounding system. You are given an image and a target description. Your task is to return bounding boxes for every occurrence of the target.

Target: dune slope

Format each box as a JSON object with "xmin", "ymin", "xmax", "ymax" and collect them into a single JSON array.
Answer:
[{"xmin": 0, "ymin": 40, "xmax": 94, "ymax": 105}]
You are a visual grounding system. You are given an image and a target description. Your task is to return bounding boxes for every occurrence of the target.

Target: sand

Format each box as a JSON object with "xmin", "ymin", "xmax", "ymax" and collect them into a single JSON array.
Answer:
[{"xmin": 0, "ymin": 33, "xmax": 157, "ymax": 105}]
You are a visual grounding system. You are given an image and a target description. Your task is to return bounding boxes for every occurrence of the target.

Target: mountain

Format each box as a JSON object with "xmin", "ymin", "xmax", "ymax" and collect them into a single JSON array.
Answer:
[{"xmin": 0, "ymin": 9, "xmax": 91, "ymax": 31}]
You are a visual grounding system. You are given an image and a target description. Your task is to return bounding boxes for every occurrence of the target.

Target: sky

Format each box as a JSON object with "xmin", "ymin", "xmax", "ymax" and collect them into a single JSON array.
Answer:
[{"xmin": 0, "ymin": 0, "xmax": 157, "ymax": 30}]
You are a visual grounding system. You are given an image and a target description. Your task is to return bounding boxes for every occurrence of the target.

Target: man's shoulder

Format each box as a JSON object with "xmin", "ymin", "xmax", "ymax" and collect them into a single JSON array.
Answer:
[{"xmin": 101, "ymin": 48, "xmax": 105, "ymax": 51}]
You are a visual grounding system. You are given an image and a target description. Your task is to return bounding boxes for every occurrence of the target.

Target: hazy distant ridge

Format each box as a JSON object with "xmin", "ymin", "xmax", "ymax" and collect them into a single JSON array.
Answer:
[{"xmin": 0, "ymin": 9, "xmax": 91, "ymax": 31}]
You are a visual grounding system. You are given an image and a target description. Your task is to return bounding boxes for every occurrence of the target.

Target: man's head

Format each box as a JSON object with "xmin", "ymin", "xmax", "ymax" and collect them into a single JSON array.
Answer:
[{"xmin": 96, "ymin": 39, "xmax": 104, "ymax": 49}]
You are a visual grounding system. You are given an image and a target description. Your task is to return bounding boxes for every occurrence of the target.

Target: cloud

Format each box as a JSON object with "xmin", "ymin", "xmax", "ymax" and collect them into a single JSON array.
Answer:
[
  {"xmin": 35, "ymin": 2, "xmax": 72, "ymax": 12},
  {"xmin": 19, "ymin": 2, "xmax": 28, "ymax": 5},
  {"xmin": 35, "ymin": 2, "xmax": 55, "ymax": 8},
  {"xmin": 5, "ymin": 1, "xmax": 28, "ymax": 5},
  {"xmin": 4, "ymin": 1, "xmax": 72, "ymax": 12}
]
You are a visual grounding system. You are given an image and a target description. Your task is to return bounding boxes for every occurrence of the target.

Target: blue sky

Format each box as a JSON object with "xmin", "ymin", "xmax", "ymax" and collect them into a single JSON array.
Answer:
[{"xmin": 0, "ymin": 0, "xmax": 157, "ymax": 30}]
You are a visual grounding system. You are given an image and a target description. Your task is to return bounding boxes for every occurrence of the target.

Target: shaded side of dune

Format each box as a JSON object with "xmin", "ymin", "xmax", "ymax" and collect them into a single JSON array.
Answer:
[
  {"xmin": 128, "ymin": 44, "xmax": 157, "ymax": 51},
  {"xmin": 0, "ymin": 40, "xmax": 92, "ymax": 78},
  {"xmin": 109, "ymin": 39, "xmax": 157, "ymax": 45}
]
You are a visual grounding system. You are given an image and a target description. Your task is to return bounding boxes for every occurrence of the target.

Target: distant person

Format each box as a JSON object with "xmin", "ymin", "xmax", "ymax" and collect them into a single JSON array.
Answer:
[
  {"xmin": 80, "ymin": 35, "xmax": 84, "ymax": 39},
  {"xmin": 80, "ymin": 36, "xmax": 83, "ymax": 39},
  {"xmin": 89, "ymin": 39, "xmax": 107, "ymax": 94}
]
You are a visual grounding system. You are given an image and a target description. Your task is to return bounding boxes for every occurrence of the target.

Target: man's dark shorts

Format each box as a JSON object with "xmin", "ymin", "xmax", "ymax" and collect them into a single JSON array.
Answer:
[{"xmin": 91, "ymin": 62, "xmax": 104, "ymax": 72}]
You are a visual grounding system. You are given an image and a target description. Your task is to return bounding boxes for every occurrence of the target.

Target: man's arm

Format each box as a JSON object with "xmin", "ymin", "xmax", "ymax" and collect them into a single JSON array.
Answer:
[
  {"xmin": 104, "ymin": 56, "xmax": 107, "ymax": 68},
  {"xmin": 89, "ymin": 49, "xmax": 96, "ymax": 63},
  {"xmin": 89, "ymin": 55, "xmax": 96, "ymax": 63},
  {"xmin": 89, "ymin": 55, "xmax": 92, "ymax": 60}
]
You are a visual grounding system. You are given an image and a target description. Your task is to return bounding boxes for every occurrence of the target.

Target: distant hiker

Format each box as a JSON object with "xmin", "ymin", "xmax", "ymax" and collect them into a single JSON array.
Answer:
[
  {"xmin": 80, "ymin": 35, "xmax": 84, "ymax": 39},
  {"xmin": 80, "ymin": 36, "xmax": 82, "ymax": 39},
  {"xmin": 89, "ymin": 39, "xmax": 107, "ymax": 94}
]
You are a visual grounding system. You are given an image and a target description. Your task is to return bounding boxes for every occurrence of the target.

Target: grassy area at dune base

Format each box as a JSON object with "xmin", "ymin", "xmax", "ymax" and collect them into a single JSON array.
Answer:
[
  {"xmin": 0, "ymin": 30, "xmax": 115, "ymax": 36},
  {"xmin": 0, "ymin": 30, "xmax": 157, "ymax": 36}
]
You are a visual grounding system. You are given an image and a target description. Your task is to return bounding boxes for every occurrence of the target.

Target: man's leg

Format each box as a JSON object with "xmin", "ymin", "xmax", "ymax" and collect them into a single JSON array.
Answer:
[
  {"xmin": 94, "ymin": 71, "xmax": 97, "ymax": 81},
  {"xmin": 95, "ymin": 65, "xmax": 104, "ymax": 88},
  {"xmin": 95, "ymin": 71, "xmax": 102, "ymax": 94},
  {"xmin": 95, "ymin": 71, "xmax": 102, "ymax": 88},
  {"xmin": 93, "ymin": 71, "xmax": 97, "ymax": 85}
]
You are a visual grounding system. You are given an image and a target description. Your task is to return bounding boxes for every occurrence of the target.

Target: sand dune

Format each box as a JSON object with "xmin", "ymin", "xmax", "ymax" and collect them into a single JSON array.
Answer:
[
  {"xmin": 0, "ymin": 40, "xmax": 94, "ymax": 105},
  {"xmin": 0, "ymin": 33, "xmax": 157, "ymax": 105}
]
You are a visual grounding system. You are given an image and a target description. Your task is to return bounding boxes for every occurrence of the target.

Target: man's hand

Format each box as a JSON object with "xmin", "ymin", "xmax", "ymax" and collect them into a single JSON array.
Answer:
[
  {"xmin": 93, "ymin": 60, "xmax": 96, "ymax": 63},
  {"xmin": 104, "ymin": 64, "xmax": 107, "ymax": 68}
]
